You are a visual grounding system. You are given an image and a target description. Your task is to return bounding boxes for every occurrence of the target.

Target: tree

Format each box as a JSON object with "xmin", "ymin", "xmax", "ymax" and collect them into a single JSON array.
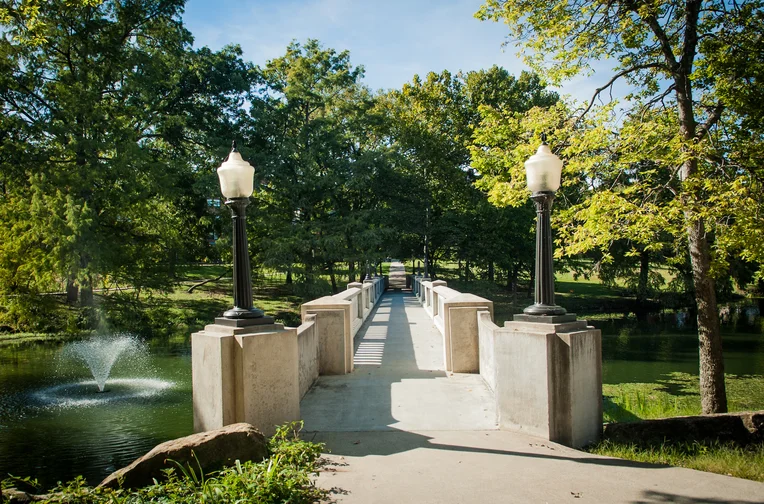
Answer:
[
  {"xmin": 248, "ymin": 40, "xmax": 392, "ymax": 288},
  {"xmin": 476, "ymin": 0, "xmax": 764, "ymax": 413},
  {"xmin": 0, "ymin": 0, "xmax": 253, "ymax": 329},
  {"xmin": 383, "ymin": 68, "xmax": 557, "ymax": 278}
]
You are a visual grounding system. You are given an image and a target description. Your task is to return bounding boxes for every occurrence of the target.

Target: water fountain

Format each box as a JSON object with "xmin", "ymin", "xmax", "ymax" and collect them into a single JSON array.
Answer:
[
  {"xmin": 63, "ymin": 335, "xmax": 146, "ymax": 392},
  {"xmin": 0, "ymin": 334, "xmax": 185, "ymax": 488},
  {"xmin": 27, "ymin": 334, "xmax": 175, "ymax": 408}
]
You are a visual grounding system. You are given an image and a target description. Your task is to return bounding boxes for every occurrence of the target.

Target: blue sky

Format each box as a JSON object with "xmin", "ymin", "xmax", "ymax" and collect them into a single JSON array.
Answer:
[{"xmin": 182, "ymin": 0, "xmax": 622, "ymax": 104}]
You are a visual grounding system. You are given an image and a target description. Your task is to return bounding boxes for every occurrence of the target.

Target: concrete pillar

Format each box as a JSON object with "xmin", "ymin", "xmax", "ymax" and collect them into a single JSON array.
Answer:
[
  {"xmin": 363, "ymin": 280, "xmax": 373, "ymax": 311},
  {"xmin": 495, "ymin": 316, "xmax": 602, "ymax": 448},
  {"xmin": 419, "ymin": 277, "xmax": 431, "ymax": 304},
  {"xmin": 348, "ymin": 282, "xmax": 364, "ymax": 320},
  {"xmin": 192, "ymin": 317, "xmax": 299, "ymax": 437},
  {"xmin": 301, "ymin": 297, "xmax": 353, "ymax": 375},
  {"xmin": 431, "ymin": 280, "xmax": 447, "ymax": 317},
  {"xmin": 441, "ymin": 293, "xmax": 493, "ymax": 373}
]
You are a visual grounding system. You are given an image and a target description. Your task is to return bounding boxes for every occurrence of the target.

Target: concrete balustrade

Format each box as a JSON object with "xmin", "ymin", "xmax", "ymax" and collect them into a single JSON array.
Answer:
[
  {"xmin": 413, "ymin": 275, "xmax": 602, "ymax": 448},
  {"xmin": 193, "ymin": 276, "xmax": 386, "ymax": 437},
  {"xmin": 478, "ymin": 311, "xmax": 602, "ymax": 448},
  {"xmin": 297, "ymin": 314, "xmax": 318, "ymax": 399},
  {"xmin": 300, "ymin": 276, "xmax": 386, "ymax": 376},
  {"xmin": 193, "ymin": 268, "xmax": 601, "ymax": 450},
  {"xmin": 412, "ymin": 277, "xmax": 493, "ymax": 374},
  {"xmin": 192, "ymin": 317, "xmax": 300, "ymax": 437}
]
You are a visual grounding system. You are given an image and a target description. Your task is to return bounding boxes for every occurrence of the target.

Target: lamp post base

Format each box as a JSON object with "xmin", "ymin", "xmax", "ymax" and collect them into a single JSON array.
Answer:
[
  {"xmin": 223, "ymin": 307, "xmax": 265, "ymax": 319},
  {"xmin": 514, "ymin": 312, "xmax": 577, "ymax": 324},
  {"xmin": 522, "ymin": 303, "xmax": 567, "ymax": 317}
]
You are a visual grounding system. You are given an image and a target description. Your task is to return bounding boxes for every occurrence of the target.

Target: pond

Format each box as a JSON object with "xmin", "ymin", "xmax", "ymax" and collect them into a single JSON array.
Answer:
[
  {"xmin": 1, "ymin": 306, "xmax": 763, "ymax": 490},
  {"xmin": 0, "ymin": 336, "xmax": 193, "ymax": 490}
]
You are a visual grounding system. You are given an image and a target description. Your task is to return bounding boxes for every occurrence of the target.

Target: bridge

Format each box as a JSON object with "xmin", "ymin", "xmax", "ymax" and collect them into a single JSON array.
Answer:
[{"xmin": 192, "ymin": 262, "xmax": 763, "ymax": 503}]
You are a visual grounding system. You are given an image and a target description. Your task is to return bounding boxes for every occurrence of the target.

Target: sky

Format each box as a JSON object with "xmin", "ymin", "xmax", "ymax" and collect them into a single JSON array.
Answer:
[{"xmin": 181, "ymin": 0, "xmax": 625, "ymax": 105}]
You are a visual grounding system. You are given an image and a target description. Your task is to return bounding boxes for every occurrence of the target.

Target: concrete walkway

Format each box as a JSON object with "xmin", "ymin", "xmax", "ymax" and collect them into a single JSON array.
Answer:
[{"xmin": 300, "ymin": 263, "xmax": 764, "ymax": 503}]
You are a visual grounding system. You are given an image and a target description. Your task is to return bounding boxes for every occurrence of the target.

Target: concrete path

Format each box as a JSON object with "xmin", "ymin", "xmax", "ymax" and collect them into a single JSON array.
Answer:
[{"xmin": 300, "ymin": 263, "xmax": 764, "ymax": 503}]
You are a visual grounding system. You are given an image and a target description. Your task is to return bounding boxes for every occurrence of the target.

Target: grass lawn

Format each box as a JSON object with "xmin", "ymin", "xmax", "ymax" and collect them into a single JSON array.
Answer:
[
  {"xmin": 603, "ymin": 372, "xmax": 764, "ymax": 423},
  {"xmin": 589, "ymin": 440, "xmax": 764, "ymax": 482}
]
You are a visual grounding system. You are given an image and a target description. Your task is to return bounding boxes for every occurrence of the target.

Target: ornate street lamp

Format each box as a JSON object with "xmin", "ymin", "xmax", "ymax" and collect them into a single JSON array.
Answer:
[
  {"xmin": 523, "ymin": 134, "xmax": 566, "ymax": 317},
  {"xmin": 217, "ymin": 141, "xmax": 264, "ymax": 319}
]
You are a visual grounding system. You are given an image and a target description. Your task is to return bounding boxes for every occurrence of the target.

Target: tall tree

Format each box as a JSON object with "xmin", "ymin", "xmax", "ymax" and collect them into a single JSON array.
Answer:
[
  {"xmin": 248, "ymin": 40, "xmax": 389, "ymax": 287},
  {"xmin": 476, "ymin": 0, "xmax": 764, "ymax": 413},
  {"xmin": 0, "ymin": 0, "xmax": 252, "ymax": 328}
]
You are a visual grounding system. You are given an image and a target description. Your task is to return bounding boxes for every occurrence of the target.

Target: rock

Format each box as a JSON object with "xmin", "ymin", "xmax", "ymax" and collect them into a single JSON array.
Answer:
[
  {"xmin": 603, "ymin": 410, "xmax": 764, "ymax": 446},
  {"xmin": 0, "ymin": 489, "xmax": 52, "ymax": 503},
  {"xmin": 98, "ymin": 423, "xmax": 267, "ymax": 490},
  {"xmin": 1, "ymin": 488, "xmax": 31, "ymax": 503}
]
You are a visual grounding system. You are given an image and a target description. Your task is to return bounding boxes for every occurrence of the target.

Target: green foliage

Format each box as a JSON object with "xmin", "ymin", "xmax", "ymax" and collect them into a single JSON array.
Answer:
[
  {"xmin": 2, "ymin": 422, "xmax": 327, "ymax": 502},
  {"xmin": 475, "ymin": 0, "xmax": 764, "ymax": 412},
  {"xmin": 0, "ymin": 0, "xmax": 254, "ymax": 321}
]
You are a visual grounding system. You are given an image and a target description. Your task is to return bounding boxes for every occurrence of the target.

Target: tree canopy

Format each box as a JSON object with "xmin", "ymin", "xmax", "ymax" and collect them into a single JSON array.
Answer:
[{"xmin": 475, "ymin": 0, "xmax": 764, "ymax": 413}]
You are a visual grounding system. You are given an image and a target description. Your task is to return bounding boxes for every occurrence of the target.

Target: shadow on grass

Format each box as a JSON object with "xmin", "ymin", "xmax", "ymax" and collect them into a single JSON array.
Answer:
[
  {"xmin": 654, "ymin": 374, "xmax": 697, "ymax": 398},
  {"xmin": 603, "ymin": 396, "xmax": 642, "ymax": 423}
]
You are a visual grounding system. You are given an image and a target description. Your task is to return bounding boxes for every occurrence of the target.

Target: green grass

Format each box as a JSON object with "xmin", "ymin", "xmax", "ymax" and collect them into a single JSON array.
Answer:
[
  {"xmin": 0, "ymin": 331, "xmax": 89, "ymax": 346},
  {"xmin": 595, "ymin": 373, "xmax": 764, "ymax": 481},
  {"xmin": 2, "ymin": 422, "xmax": 328, "ymax": 502},
  {"xmin": 603, "ymin": 372, "xmax": 764, "ymax": 423},
  {"xmin": 589, "ymin": 440, "xmax": 764, "ymax": 481}
]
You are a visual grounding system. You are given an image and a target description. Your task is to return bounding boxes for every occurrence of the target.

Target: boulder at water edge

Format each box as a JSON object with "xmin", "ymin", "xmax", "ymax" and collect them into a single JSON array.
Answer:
[{"xmin": 98, "ymin": 423, "xmax": 268, "ymax": 490}]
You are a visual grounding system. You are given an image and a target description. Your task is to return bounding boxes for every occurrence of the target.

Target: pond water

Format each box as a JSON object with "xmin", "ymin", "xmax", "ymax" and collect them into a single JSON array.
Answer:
[
  {"xmin": 1, "ymin": 306, "xmax": 763, "ymax": 490},
  {"xmin": 0, "ymin": 338, "xmax": 192, "ymax": 490}
]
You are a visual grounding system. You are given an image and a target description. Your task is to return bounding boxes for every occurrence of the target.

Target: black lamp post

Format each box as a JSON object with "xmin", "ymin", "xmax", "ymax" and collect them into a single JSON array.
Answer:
[
  {"xmin": 522, "ymin": 134, "xmax": 566, "ymax": 317},
  {"xmin": 217, "ymin": 141, "xmax": 264, "ymax": 319},
  {"xmin": 365, "ymin": 260, "xmax": 372, "ymax": 281}
]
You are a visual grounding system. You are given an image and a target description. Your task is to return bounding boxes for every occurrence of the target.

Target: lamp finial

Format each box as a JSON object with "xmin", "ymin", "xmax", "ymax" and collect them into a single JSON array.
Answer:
[
  {"xmin": 541, "ymin": 132, "xmax": 547, "ymax": 145},
  {"xmin": 231, "ymin": 139, "xmax": 238, "ymax": 152}
]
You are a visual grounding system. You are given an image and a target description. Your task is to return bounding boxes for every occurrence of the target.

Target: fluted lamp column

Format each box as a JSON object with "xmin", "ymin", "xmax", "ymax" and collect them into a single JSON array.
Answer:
[
  {"xmin": 217, "ymin": 141, "xmax": 264, "ymax": 319},
  {"xmin": 523, "ymin": 134, "xmax": 566, "ymax": 317}
]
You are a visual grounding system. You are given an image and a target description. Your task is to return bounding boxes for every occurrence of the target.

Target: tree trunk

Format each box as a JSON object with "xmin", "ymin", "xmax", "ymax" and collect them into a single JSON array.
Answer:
[
  {"xmin": 329, "ymin": 262, "xmax": 337, "ymax": 293},
  {"xmin": 465, "ymin": 259, "xmax": 470, "ymax": 282},
  {"xmin": 686, "ymin": 208, "xmax": 727, "ymax": 413},
  {"xmin": 674, "ymin": 51, "xmax": 728, "ymax": 412},
  {"xmin": 80, "ymin": 276, "xmax": 93, "ymax": 307},
  {"xmin": 635, "ymin": 250, "xmax": 650, "ymax": 322},
  {"xmin": 488, "ymin": 261, "xmax": 495, "ymax": 282},
  {"xmin": 349, "ymin": 261, "xmax": 355, "ymax": 283},
  {"xmin": 286, "ymin": 266, "xmax": 293, "ymax": 285},
  {"xmin": 66, "ymin": 278, "xmax": 79, "ymax": 305}
]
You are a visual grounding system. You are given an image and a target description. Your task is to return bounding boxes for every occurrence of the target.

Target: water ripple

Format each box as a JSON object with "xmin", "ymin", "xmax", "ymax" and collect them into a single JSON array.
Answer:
[{"xmin": 32, "ymin": 378, "xmax": 174, "ymax": 409}]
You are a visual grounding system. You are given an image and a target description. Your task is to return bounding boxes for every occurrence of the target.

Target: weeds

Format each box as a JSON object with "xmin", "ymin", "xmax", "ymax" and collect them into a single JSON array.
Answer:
[{"xmin": 2, "ymin": 422, "xmax": 328, "ymax": 504}]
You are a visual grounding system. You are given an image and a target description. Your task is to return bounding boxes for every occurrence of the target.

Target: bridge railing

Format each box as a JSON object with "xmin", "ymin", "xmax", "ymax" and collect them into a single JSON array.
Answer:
[
  {"xmin": 413, "ymin": 276, "xmax": 494, "ymax": 375},
  {"xmin": 412, "ymin": 274, "xmax": 602, "ymax": 448},
  {"xmin": 298, "ymin": 276, "xmax": 386, "ymax": 395}
]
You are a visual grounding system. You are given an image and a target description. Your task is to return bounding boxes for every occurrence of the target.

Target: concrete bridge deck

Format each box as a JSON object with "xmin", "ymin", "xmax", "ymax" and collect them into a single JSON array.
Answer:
[{"xmin": 300, "ymin": 264, "xmax": 764, "ymax": 503}]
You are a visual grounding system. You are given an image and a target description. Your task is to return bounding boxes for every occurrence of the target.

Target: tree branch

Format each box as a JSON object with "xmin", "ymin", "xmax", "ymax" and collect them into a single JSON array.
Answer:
[
  {"xmin": 576, "ymin": 62, "xmax": 665, "ymax": 122},
  {"xmin": 695, "ymin": 102, "xmax": 725, "ymax": 141}
]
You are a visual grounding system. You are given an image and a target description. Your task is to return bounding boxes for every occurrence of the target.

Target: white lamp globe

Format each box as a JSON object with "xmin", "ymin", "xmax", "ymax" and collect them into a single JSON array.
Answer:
[
  {"xmin": 525, "ymin": 142, "xmax": 563, "ymax": 193},
  {"xmin": 217, "ymin": 144, "xmax": 255, "ymax": 199}
]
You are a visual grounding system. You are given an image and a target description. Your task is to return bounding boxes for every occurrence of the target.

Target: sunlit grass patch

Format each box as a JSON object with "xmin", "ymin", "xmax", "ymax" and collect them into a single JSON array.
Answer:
[
  {"xmin": 589, "ymin": 440, "xmax": 764, "ymax": 482},
  {"xmin": 603, "ymin": 372, "xmax": 764, "ymax": 423}
]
